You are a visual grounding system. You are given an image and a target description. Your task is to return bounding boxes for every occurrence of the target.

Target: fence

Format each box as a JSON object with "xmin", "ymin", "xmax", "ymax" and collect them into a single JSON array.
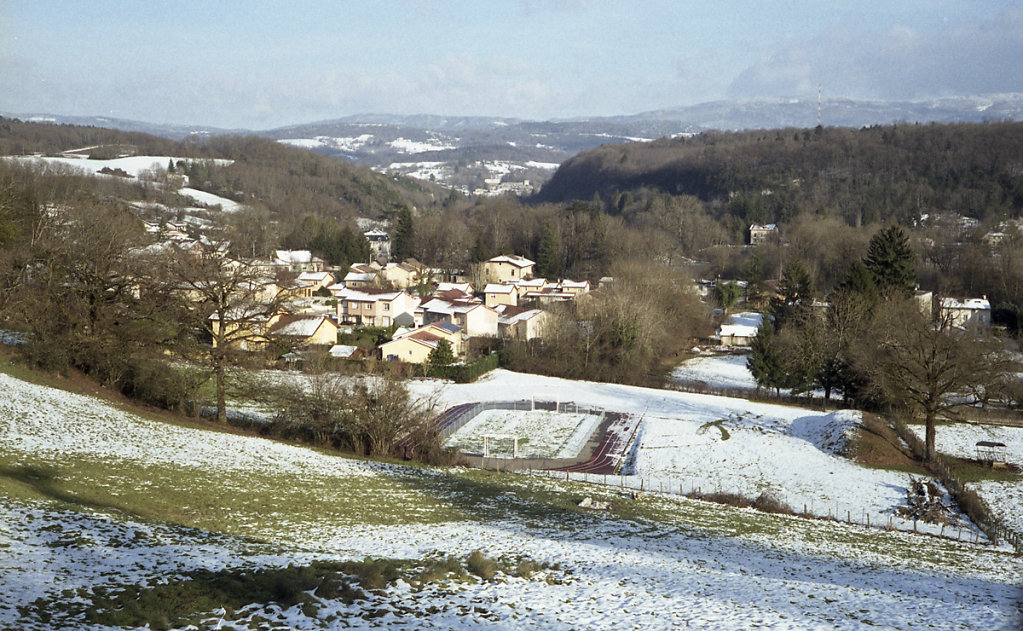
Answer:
[
  {"xmin": 438, "ymin": 399, "xmax": 609, "ymax": 469},
  {"xmin": 526, "ymin": 469, "xmax": 997, "ymax": 546},
  {"xmin": 886, "ymin": 412, "xmax": 1023, "ymax": 554},
  {"xmin": 667, "ymin": 379, "xmax": 855, "ymax": 410}
]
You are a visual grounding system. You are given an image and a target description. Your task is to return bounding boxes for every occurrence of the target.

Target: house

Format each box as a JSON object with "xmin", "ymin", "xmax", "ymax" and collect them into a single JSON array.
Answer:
[
  {"xmin": 483, "ymin": 283, "xmax": 517, "ymax": 308},
  {"xmin": 208, "ymin": 307, "xmax": 282, "ymax": 351},
  {"xmin": 336, "ymin": 288, "xmax": 420, "ymax": 327},
  {"xmin": 482, "ymin": 254, "xmax": 535, "ymax": 283},
  {"xmin": 496, "ymin": 305, "xmax": 549, "ymax": 341},
  {"xmin": 419, "ymin": 297, "xmax": 499, "ymax": 337},
  {"xmin": 274, "ymin": 250, "xmax": 325, "ymax": 273},
  {"xmin": 343, "ymin": 263, "xmax": 379, "ymax": 289},
  {"xmin": 558, "ymin": 279, "xmax": 590, "ymax": 296},
  {"xmin": 380, "ymin": 262, "xmax": 421, "ymax": 289},
  {"xmin": 914, "ymin": 290, "xmax": 934, "ymax": 317},
  {"xmin": 268, "ymin": 314, "xmax": 339, "ymax": 347},
  {"xmin": 296, "ymin": 271, "xmax": 335, "ymax": 294},
  {"xmin": 939, "ymin": 297, "xmax": 991, "ymax": 328},
  {"xmin": 364, "ymin": 229, "xmax": 391, "ymax": 260},
  {"xmin": 423, "ymin": 321, "xmax": 464, "ymax": 355},
  {"xmin": 379, "ymin": 330, "xmax": 446, "ymax": 364},
  {"xmin": 749, "ymin": 223, "xmax": 777, "ymax": 245},
  {"xmin": 717, "ymin": 311, "xmax": 763, "ymax": 347}
]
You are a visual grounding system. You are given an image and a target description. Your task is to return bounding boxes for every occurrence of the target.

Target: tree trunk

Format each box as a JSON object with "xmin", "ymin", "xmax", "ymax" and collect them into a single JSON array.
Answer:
[
  {"xmin": 215, "ymin": 358, "xmax": 227, "ymax": 424},
  {"xmin": 924, "ymin": 411, "xmax": 936, "ymax": 462}
]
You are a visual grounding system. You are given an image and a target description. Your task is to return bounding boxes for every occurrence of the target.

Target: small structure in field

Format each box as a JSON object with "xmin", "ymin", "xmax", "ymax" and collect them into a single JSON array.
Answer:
[{"xmin": 975, "ymin": 441, "xmax": 1008, "ymax": 467}]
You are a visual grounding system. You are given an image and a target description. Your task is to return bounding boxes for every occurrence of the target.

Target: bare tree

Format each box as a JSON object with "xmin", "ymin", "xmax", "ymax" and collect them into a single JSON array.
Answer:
[
  {"xmin": 859, "ymin": 298, "xmax": 1014, "ymax": 461},
  {"xmin": 160, "ymin": 239, "xmax": 286, "ymax": 423}
]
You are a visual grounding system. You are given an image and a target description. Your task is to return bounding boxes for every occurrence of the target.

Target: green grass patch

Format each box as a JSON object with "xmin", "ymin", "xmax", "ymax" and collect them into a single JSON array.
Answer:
[
  {"xmin": 847, "ymin": 414, "xmax": 929, "ymax": 475},
  {"xmin": 22, "ymin": 553, "xmax": 557, "ymax": 630},
  {"xmin": 940, "ymin": 455, "xmax": 1021, "ymax": 484},
  {"xmin": 697, "ymin": 419, "xmax": 731, "ymax": 441}
]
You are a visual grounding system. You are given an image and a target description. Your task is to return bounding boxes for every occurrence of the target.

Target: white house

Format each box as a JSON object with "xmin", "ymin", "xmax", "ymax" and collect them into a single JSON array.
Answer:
[
  {"xmin": 939, "ymin": 297, "xmax": 991, "ymax": 328},
  {"xmin": 717, "ymin": 311, "xmax": 763, "ymax": 347}
]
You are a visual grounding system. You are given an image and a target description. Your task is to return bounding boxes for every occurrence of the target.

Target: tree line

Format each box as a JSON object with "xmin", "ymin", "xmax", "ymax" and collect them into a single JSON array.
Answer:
[{"xmin": 747, "ymin": 225, "xmax": 1019, "ymax": 460}]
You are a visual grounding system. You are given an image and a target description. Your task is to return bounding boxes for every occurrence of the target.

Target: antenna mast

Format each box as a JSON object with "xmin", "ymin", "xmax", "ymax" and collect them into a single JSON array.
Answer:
[{"xmin": 817, "ymin": 84, "xmax": 822, "ymax": 127}]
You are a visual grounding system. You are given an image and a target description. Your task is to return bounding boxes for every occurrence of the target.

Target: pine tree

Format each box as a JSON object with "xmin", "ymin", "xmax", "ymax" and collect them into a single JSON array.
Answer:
[
  {"xmin": 536, "ymin": 222, "xmax": 560, "ymax": 279},
  {"xmin": 428, "ymin": 339, "xmax": 454, "ymax": 366},
  {"xmin": 770, "ymin": 259, "xmax": 811, "ymax": 327},
  {"xmin": 391, "ymin": 207, "xmax": 414, "ymax": 262},
  {"xmin": 747, "ymin": 319, "xmax": 784, "ymax": 396},
  {"xmin": 864, "ymin": 225, "xmax": 916, "ymax": 297}
]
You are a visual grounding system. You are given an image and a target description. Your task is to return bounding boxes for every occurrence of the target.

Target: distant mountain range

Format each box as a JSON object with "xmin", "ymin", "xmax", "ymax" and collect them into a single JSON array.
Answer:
[{"xmin": 8, "ymin": 94, "xmax": 1023, "ymax": 194}]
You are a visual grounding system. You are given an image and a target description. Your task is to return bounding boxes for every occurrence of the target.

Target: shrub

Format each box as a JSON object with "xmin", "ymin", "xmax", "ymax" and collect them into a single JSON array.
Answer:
[{"xmin": 466, "ymin": 550, "xmax": 497, "ymax": 580}]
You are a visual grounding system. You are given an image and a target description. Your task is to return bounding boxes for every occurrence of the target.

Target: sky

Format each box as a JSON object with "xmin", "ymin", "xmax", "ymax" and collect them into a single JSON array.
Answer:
[{"xmin": 2, "ymin": 1, "xmax": 1023, "ymax": 129}]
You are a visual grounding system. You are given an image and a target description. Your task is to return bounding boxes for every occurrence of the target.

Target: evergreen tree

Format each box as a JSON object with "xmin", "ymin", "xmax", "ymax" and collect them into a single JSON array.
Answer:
[
  {"xmin": 536, "ymin": 222, "xmax": 560, "ymax": 278},
  {"xmin": 747, "ymin": 319, "xmax": 784, "ymax": 396},
  {"xmin": 864, "ymin": 225, "xmax": 916, "ymax": 297},
  {"xmin": 427, "ymin": 339, "xmax": 454, "ymax": 366},
  {"xmin": 391, "ymin": 207, "xmax": 415, "ymax": 262},
  {"xmin": 770, "ymin": 259, "xmax": 812, "ymax": 327},
  {"xmin": 714, "ymin": 281, "xmax": 743, "ymax": 312}
]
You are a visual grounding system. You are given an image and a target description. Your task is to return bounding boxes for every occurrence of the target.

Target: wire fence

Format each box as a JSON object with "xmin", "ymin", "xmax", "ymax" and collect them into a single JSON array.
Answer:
[
  {"xmin": 887, "ymin": 413, "xmax": 1023, "ymax": 554},
  {"xmin": 527, "ymin": 468, "xmax": 997, "ymax": 546}
]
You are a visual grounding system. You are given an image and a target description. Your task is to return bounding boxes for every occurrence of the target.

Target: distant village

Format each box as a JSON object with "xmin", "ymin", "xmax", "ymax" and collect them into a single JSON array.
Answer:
[
  {"xmin": 140, "ymin": 218, "xmax": 603, "ymax": 366},
  {"xmin": 137, "ymin": 211, "xmax": 1000, "ymax": 371}
]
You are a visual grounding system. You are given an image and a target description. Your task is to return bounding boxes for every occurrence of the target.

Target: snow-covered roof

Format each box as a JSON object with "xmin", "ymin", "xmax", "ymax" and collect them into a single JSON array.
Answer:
[
  {"xmin": 436, "ymin": 282, "xmax": 473, "ymax": 295},
  {"xmin": 487, "ymin": 254, "xmax": 535, "ymax": 268},
  {"xmin": 338, "ymin": 287, "xmax": 406, "ymax": 302},
  {"xmin": 344, "ymin": 272, "xmax": 377, "ymax": 283},
  {"xmin": 484, "ymin": 283, "xmax": 515, "ymax": 294},
  {"xmin": 328, "ymin": 344, "xmax": 359, "ymax": 358},
  {"xmin": 750, "ymin": 223, "xmax": 777, "ymax": 231},
  {"xmin": 297, "ymin": 271, "xmax": 332, "ymax": 283},
  {"xmin": 269, "ymin": 315, "xmax": 334, "ymax": 338},
  {"xmin": 718, "ymin": 324, "xmax": 757, "ymax": 338},
  {"xmin": 940, "ymin": 297, "xmax": 991, "ymax": 311},
  {"xmin": 498, "ymin": 307, "xmax": 543, "ymax": 325},
  {"xmin": 275, "ymin": 250, "xmax": 319, "ymax": 264}
]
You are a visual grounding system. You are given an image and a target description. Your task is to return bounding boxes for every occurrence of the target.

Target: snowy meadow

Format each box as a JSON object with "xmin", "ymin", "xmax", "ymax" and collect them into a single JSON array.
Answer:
[{"xmin": 0, "ymin": 366, "xmax": 1021, "ymax": 629}]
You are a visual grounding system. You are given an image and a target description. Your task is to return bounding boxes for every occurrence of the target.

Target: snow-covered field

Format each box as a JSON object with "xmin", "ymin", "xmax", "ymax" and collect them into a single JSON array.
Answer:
[
  {"xmin": 2, "ymin": 367, "xmax": 1021, "ymax": 629},
  {"xmin": 626, "ymin": 409, "xmax": 944, "ymax": 533},
  {"xmin": 4, "ymin": 154, "xmax": 232, "ymax": 178},
  {"xmin": 909, "ymin": 422, "xmax": 1023, "ymax": 535},
  {"xmin": 670, "ymin": 353, "xmax": 758, "ymax": 391},
  {"xmin": 444, "ymin": 409, "xmax": 602, "ymax": 458},
  {"xmin": 175, "ymin": 186, "xmax": 244, "ymax": 211}
]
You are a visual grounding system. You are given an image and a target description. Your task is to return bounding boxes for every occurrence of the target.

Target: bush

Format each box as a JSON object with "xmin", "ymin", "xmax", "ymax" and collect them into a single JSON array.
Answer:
[
  {"xmin": 118, "ymin": 358, "xmax": 203, "ymax": 412},
  {"xmin": 425, "ymin": 353, "xmax": 499, "ymax": 383},
  {"xmin": 466, "ymin": 550, "xmax": 497, "ymax": 580}
]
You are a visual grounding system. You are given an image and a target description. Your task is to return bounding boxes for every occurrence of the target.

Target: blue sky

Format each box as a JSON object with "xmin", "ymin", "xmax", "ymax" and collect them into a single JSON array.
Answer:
[{"xmin": 2, "ymin": 1, "xmax": 1022, "ymax": 128}]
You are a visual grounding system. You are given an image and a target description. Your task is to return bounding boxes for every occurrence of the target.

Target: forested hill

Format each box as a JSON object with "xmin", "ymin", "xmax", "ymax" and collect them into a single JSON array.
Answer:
[
  {"xmin": 0, "ymin": 117, "xmax": 446, "ymax": 223},
  {"xmin": 534, "ymin": 122, "xmax": 1023, "ymax": 227}
]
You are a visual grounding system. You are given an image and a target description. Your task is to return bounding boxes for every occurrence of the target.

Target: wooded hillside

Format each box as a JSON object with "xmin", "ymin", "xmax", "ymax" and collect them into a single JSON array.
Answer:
[
  {"xmin": 0, "ymin": 117, "xmax": 446, "ymax": 224},
  {"xmin": 536, "ymin": 122, "xmax": 1023, "ymax": 227}
]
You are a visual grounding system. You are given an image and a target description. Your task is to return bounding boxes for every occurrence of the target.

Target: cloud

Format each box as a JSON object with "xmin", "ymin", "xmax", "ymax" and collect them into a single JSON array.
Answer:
[{"xmin": 726, "ymin": 8, "xmax": 1023, "ymax": 101}]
